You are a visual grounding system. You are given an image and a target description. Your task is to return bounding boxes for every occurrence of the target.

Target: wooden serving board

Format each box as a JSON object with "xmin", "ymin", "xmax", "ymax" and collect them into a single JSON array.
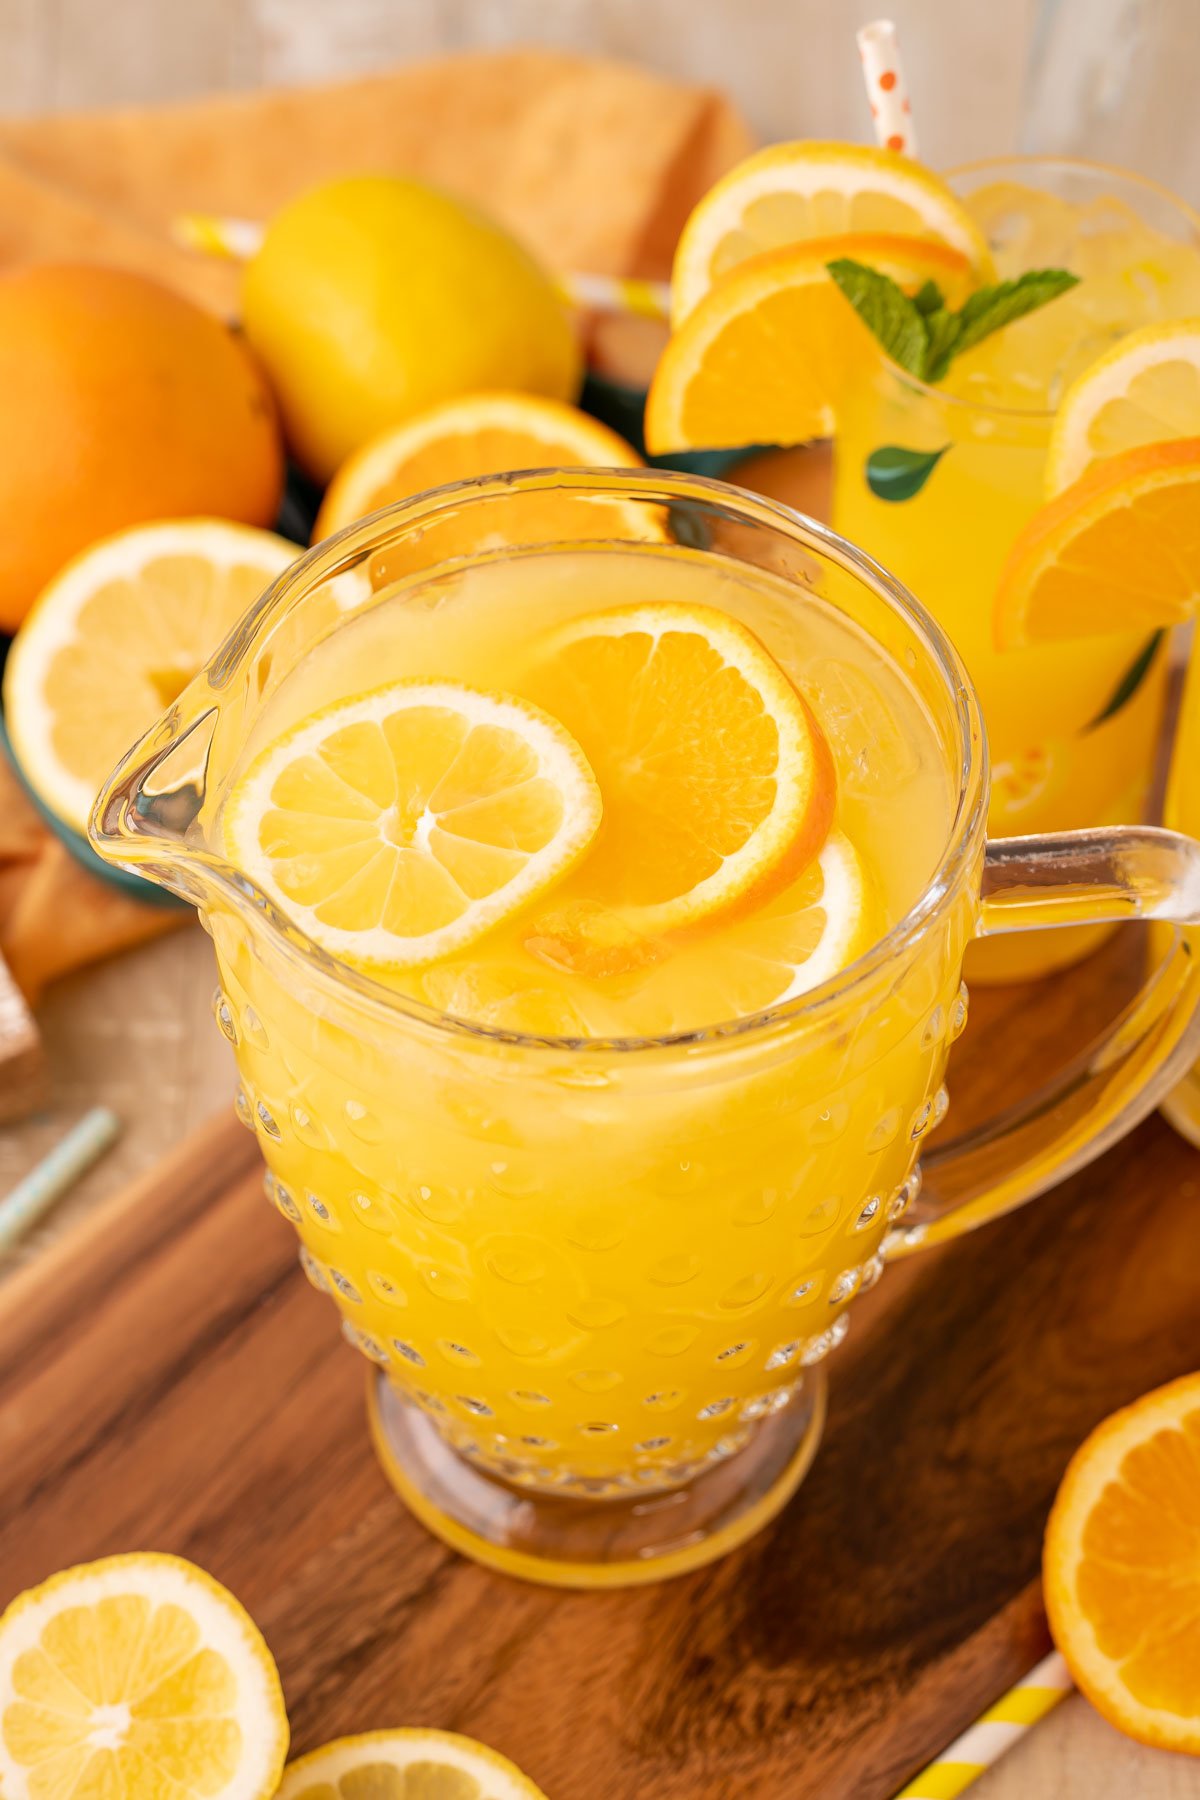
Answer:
[{"xmin": 3, "ymin": 936, "xmax": 1200, "ymax": 1800}]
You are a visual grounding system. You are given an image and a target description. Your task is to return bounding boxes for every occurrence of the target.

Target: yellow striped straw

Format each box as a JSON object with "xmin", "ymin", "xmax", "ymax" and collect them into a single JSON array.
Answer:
[
  {"xmin": 558, "ymin": 270, "xmax": 671, "ymax": 320},
  {"xmin": 896, "ymin": 1651, "xmax": 1073, "ymax": 1799},
  {"xmin": 173, "ymin": 213, "xmax": 671, "ymax": 320}
]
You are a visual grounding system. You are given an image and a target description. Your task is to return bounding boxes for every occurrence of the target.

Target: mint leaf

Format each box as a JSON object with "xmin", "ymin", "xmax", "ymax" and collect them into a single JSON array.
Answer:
[
  {"xmin": 931, "ymin": 269, "xmax": 1081, "ymax": 375},
  {"xmin": 921, "ymin": 308, "xmax": 963, "ymax": 381},
  {"xmin": 1086, "ymin": 630, "xmax": 1165, "ymax": 730},
  {"xmin": 866, "ymin": 444, "xmax": 948, "ymax": 501},
  {"xmin": 912, "ymin": 279, "xmax": 945, "ymax": 317},
  {"xmin": 826, "ymin": 260, "xmax": 929, "ymax": 379},
  {"xmin": 827, "ymin": 259, "xmax": 1080, "ymax": 383}
]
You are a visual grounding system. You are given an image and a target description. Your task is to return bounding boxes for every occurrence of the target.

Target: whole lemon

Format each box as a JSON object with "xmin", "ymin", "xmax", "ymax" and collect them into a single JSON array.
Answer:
[
  {"xmin": 0, "ymin": 263, "xmax": 283, "ymax": 633},
  {"xmin": 241, "ymin": 176, "xmax": 581, "ymax": 483}
]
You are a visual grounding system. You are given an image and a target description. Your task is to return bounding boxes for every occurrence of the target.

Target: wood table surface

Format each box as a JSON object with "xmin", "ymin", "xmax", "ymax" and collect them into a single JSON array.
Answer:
[{"xmin": 3, "ymin": 923, "xmax": 1200, "ymax": 1797}]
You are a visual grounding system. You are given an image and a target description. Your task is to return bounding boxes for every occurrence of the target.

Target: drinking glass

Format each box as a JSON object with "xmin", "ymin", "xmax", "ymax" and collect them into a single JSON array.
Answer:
[
  {"xmin": 831, "ymin": 156, "xmax": 1200, "ymax": 980},
  {"xmin": 91, "ymin": 470, "xmax": 1200, "ymax": 1587},
  {"xmin": 1161, "ymin": 633, "xmax": 1200, "ymax": 1145}
]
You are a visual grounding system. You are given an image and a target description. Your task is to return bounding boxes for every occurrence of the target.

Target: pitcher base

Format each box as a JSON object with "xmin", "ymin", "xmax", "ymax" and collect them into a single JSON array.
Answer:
[{"xmin": 367, "ymin": 1372, "xmax": 826, "ymax": 1589}]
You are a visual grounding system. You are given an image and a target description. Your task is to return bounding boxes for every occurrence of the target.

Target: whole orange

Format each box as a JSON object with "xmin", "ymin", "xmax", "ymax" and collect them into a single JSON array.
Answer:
[{"xmin": 0, "ymin": 263, "xmax": 284, "ymax": 632}]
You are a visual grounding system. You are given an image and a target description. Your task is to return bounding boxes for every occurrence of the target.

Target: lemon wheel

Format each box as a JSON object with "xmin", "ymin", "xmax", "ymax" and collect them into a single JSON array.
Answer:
[
  {"xmin": 670, "ymin": 140, "xmax": 993, "ymax": 322},
  {"xmin": 0, "ymin": 1554, "xmax": 288, "ymax": 1800}
]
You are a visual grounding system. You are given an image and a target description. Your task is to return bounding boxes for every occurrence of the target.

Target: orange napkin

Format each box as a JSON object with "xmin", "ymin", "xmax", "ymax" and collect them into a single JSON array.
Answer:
[
  {"xmin": 0, "ymin": 743, "xmax": 184, "ymax": 1008},
  {"xmin": 0, "ymin": 49, "xmax": 754, "ymax": 316},
  {"xmin": 0, "ymin": 48, "xmax": 754, "ymax": 1002}
]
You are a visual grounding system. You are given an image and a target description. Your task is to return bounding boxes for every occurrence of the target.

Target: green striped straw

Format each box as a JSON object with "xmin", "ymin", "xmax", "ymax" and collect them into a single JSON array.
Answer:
[{"xmin": 0, "ymin": 1108, "xmax": 120, "ymax": 1253}]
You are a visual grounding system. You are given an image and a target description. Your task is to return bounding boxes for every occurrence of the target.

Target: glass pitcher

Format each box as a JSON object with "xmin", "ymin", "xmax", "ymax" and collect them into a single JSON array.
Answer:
[{"xmin": 91, "ymin": 470, "xmax": 1200, "ymax": 1588}]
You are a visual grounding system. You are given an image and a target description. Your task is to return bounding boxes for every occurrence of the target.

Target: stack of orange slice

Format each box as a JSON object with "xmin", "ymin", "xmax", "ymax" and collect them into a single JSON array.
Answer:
[
  {"xmin": 994, "ymin": 319, "xmax": 1200, "ymax": 649},
  {"xmin": 645, "ymin": 141, "xmax": 993, "ymax": 454},
  {"xmin": 643, "ymin": 139, "xmax": 1200, "ymax": 652}
]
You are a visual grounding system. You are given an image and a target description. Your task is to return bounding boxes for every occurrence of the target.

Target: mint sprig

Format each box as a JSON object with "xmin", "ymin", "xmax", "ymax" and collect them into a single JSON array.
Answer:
[{"xmin": 826, "ymin": 260, "xmax": 1079, "ymax": 383}]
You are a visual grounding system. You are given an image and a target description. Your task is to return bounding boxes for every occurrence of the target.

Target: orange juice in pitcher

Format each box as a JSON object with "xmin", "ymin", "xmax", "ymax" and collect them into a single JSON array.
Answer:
[
  {"xmin": 93, "ymin": 472, "xmax": 1200, "ymax": 1586},
  {"xmin": 209, "ymin": 531, "xmax": 962, "ymax": 1471}
]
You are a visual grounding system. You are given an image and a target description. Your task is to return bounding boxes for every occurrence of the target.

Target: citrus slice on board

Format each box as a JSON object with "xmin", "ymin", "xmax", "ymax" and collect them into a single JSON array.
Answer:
[
  {"xmin": 518, "ymin": 601, "xmax": 835, "ymax": 937},
  {"xmin": 0, "ymin": 1553, "xmax": 288, "ymax": 1800},
  {"xmin": 645, "ymin": 234, "xmax": 973, "ymax": 454},
  {"xmin": 669, "ymin": 140, "xmax": 994, "ymax": 323},
  {"xmin": 278, "ymin": 1729, "xmax": 548, "ymax": 1800},
  {"xmin": 1044, "ymin": 1370, "xmax": 1200, "ymax": 1755},
  {"xmin": 1046, "ymin": 318, "xmax": 1200, "ymax": 493},
  {"xmin": 4, "ymin": 520, "xmax": 297, "ymax": 835},
  {"xmin": 313, "ymin": 391, "xmax": 644, "ymax": 539},
  {"xmin": 221, "ymin": 680, "xmax": 602, "ymax": 970},
  {"xmin": 993, "ymin": 439, "xmax": 1200, "ymax": 648}
]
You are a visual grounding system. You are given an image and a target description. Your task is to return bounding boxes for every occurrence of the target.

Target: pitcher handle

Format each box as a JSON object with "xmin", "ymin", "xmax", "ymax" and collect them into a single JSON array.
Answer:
[{"xmin": 886, "ymin": 825, "xmax": 1200, "ymax": 1258}]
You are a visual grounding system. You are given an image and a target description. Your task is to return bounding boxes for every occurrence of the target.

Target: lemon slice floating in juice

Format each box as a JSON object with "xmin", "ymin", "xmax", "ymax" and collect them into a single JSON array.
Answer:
[
  {"xmin": 221, "ymin": 681, "xmax": 602, "ymax": 970},
  {"xmin": 278, "ymin": 1728, "xmax": 548, "ymax": 1800},
  {"xmin": 669, "ymin": 140, "xmax": 993, "ymax": 323},
  {"xmin": 419, "ymin": 828, "xmax": 870, "ymax": 1040},
  {"xmin": 0, "ymin": 1553, "xmax": 288, "ymax": 1800},
  {"xmin": 519, "ymin": 601, "xmax": 836, "ymax": 940}
]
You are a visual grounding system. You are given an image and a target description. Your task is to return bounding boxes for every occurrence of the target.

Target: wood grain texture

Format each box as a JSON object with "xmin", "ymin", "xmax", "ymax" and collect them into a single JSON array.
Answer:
[{"xmin": 4, "ymin": 977, "xmax": 1200, "ymax": 1798}]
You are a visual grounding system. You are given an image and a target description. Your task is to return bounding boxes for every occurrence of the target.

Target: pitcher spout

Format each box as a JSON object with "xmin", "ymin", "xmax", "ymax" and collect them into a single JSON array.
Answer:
[{"xmin": 89, "ymin": 698, "xmax": 223, "ymax": 906}]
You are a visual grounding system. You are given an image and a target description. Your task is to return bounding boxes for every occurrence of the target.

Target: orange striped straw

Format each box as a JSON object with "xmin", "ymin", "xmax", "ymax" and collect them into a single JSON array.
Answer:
[{"xmin": 857, "ymin": 18, "xmax": 919, "ymax": 156}]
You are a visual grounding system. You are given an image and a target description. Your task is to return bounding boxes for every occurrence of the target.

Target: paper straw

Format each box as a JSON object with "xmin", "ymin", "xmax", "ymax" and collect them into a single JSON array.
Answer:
[
  {"xmin": 561, "ymin": 270, "xmax": 671, "ymax": 320},
  {"xmin": 173, "ymin": 214, "xmax": 671, "ymax": 320},
  {"xmin": 896, "ymin": 1650, "xmax": 1073, "ymax": 1798},
  {"xmin": 0, "ymin": 1107, "xmax": 121, "ymax": 1253},
  {"xmin": 858, "ymin": 18, "xmax": 919, "ymax": 156}
]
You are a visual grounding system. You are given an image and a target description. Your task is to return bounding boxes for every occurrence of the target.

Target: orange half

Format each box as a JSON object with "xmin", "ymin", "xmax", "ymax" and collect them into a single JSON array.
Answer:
[
  {"xmin": 313, "ymin": 392, "xmax": 656, "ymax": 592},
  {"xmin": 1044, "ymin": 1370, "xmax": 1200, "ymax": 1755},
  {"xmin": 994, "ymin": 438, "xmax": 1200, "ymax": 648},
  {"xmin": 314, "ymin": 391, "xmax": 645, "ymax": 538}
]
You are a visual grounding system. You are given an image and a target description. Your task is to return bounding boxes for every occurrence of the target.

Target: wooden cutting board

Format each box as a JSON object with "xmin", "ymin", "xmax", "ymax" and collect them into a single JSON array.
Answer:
[{"xmin": 3, "ymin": 933, "xmax": 1200, "ymax": 1800}]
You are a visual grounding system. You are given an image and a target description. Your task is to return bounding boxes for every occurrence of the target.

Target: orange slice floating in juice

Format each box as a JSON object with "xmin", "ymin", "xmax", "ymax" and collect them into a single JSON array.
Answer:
[
  {"xmin": 221, "ymin": 680, "xmax": 602, "ymax": 970},
  {"xmin": 535, "ymin": 827, "xmax": 869, "ymax": 1017},
  {"xmin": 1044, "ymin": 1370, "xmax": 1200, "ymax": 1755},
  {"xmin": 420, "ymin": 831, "xmax": 871, "ymax": 1040},
  {"xmin": 669, "ymin": 141, "xmax": 993, "ymax": 324},
  {"xmin": 645, "ymin": 234, "xmax": 975, "ymax": 455},
  {"xmin": 988, "ymin": 743, "xmax": 1066, "ymax": 825},
  {"xmin": 993, "ymin": 438, "xmax": 1200, "ymax": 648},
  {"xmin": 519, "ymin": 601, "xmax": 836, "ymax": 939}
]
